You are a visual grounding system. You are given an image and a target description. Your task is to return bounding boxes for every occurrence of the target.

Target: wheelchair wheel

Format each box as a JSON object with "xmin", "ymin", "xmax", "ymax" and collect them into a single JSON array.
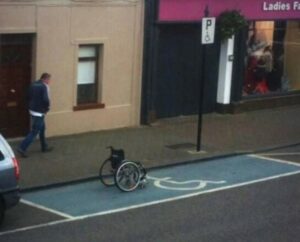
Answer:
[
  {"xmin": 115, "ymin": 161, "xmax": 140, "ymax": 192},
  {"xmin": 99, "ymin": 159, "xmax": 116, "ymax": 186},
  {"xmin": 137, "ymin": 162, "xmax": 147, "ymax": 188},
  {"xmin": 137, "ymin": 162, "xmax": 147, "ymax": 179}
]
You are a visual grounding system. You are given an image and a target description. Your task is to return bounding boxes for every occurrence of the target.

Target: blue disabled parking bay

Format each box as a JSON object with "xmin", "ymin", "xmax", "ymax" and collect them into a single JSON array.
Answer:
[{"xmin": 22, "ymin": 155, "xmax": 300, "ymax": 218}]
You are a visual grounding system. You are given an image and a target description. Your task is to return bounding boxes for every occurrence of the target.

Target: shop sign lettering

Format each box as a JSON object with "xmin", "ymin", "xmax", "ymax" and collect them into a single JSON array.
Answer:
[{"xmin": 263, "ymin": 1, "xmax": 300, "ymax": 11}]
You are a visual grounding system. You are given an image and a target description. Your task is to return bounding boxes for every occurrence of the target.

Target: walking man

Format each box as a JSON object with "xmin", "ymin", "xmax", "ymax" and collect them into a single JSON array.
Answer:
[{"xmin": 17, "ymin": 73, "xmax": 53, "ymax": 157}]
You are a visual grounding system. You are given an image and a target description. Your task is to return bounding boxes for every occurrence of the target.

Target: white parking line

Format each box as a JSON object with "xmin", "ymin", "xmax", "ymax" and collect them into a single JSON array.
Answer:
[
  {"xmin": 0, "ymin": 217, "xmax": 72, "ymax": 236},
  {"xmin": 1, "ymin": 169, "xmax": 300, "ymax": 237},
  {"xmin": 21, "ymin": 199, "xmax": 74, "ymax": 219},
  {"xmin": 249, "ymin": 154, "xmax": 300, "ymax": 167},
  {"xmin": 256, "ymin": 152, "xmax": 300, "ymax": 156}
]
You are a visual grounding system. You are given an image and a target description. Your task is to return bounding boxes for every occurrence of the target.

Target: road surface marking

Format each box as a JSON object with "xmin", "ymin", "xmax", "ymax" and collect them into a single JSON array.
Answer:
[
  {"xmin": 256, "ymin": 152, "xmax": 300, "ymax": 156},
  {"xmin": 249, "ymin": 154, "xmax": 300, "ymax": 167},
  {"xmin": 147, "ymin": 175, "xmax": 226, "ymax": 191},
  {"xmin": 2, "ymin": 169, "xmax": 300, "ymax": 236},
  {"xmin": 21, "ymin": 199, "xmax": 74, "ymax": 219}
]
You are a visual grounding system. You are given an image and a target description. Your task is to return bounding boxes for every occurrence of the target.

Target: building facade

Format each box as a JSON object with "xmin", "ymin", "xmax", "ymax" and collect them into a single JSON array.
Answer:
[
  {"xmin": 0, "ymin": 0, "xmax": 144, "ymax": 138},
  {"xmin": 141, "ymin": 0, "xmax": 220, "ymax": 123},
  {"xmin": 141, "ymin": 0, "xmax": 300, "ymax": 124}
]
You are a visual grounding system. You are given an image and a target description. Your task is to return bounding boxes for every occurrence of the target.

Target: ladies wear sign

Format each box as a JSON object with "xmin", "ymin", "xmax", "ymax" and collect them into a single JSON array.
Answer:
[
  {"xmin": 159, "ymin": 0, "xmax": 300, "ymax": 21},
  {"xmin": 263, "ymin": 1, "xmax": 300, "ymax": 11}
]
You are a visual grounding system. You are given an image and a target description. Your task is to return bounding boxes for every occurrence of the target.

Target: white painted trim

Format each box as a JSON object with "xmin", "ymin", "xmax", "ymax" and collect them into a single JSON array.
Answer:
[{"xmin": 217, "ymin": 36, "xmax": 235, "ymax": 104}]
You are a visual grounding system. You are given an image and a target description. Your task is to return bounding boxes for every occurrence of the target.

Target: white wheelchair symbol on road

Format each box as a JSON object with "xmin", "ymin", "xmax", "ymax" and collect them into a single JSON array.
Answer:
[{"xmin": 147, "ymin": 175, "xmax": 226, "ymax": 191}]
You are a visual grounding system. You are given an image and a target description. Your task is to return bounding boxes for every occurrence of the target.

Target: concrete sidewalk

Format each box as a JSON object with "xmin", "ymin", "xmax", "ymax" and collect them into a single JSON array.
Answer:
[{"xmin": 9, "ymin": 105, "xmax": 300, "ymax": 190}]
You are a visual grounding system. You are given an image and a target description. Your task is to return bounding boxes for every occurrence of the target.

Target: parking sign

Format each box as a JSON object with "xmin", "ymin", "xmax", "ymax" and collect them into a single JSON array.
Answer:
[{"xmin": 202, "ymin": 17, "xmax": 216, "ymax": 44}]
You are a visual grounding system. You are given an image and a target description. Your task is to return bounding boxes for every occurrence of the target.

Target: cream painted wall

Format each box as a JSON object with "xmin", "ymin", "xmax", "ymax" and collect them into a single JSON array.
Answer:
[
  {"xmin": 0, "ymin": 5, "xmax": 36, "ymax": 33},
  {"xmin": 71, "ymin": 6, "xmax": 136, "ymax": 107},
  {"xmin": 0, "ymin": 0, "xmax": 144, "ymax": 137},
  {"xmin": 36, "ymin": 6, "xmax": 74, "ymax": 113}
]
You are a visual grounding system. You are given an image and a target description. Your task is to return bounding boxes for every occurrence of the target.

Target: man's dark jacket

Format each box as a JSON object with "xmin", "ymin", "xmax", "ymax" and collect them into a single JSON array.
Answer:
[{"xmin": 28, "ymin": 80, "xmax": 50, "ymax": 114}]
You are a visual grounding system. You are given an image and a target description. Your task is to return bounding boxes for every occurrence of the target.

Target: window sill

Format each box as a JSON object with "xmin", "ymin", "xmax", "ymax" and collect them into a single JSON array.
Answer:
[{"xmin": 73, "ymin": 103, "xmax": 105, "ymax": 111}]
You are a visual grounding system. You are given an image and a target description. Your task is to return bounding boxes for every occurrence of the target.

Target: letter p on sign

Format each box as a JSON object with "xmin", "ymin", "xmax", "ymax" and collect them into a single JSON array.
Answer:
[{"xmin": 202, "ymin": 17, "xmax": 216, "ymax": 44}]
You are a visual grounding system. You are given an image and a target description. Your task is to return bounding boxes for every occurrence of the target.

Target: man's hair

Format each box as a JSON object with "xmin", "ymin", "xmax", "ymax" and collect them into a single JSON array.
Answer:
[{"xmin": 40, "ymin": 73, "xmax": 51, "ymax": 80}]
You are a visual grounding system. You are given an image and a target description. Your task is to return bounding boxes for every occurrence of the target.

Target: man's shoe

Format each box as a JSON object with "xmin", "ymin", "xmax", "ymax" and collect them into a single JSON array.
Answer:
[
  {"xmin": 42, "ymin": 147, "xmax": 53, "ymax": 153},
  {"xmin": 17, "ymin": 148, "xmax": 28, "ymax": 158}
]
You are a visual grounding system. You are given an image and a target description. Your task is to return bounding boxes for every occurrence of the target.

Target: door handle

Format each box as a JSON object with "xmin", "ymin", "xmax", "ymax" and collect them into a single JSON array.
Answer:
[{"xmin": 10, "ymin": 89, "xmax": 16, "ymax": 93}]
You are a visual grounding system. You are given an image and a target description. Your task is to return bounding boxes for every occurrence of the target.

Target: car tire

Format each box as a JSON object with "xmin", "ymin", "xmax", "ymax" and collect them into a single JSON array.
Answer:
[{"xmin": 0, "ymin": 198, "xmax": 4, "ymax": 225}]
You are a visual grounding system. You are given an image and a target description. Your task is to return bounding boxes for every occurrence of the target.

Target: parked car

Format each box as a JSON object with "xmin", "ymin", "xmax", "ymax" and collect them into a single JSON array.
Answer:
[{"xmin": 0, "ymin": 134, "xmax": 20, "ymax": 225}]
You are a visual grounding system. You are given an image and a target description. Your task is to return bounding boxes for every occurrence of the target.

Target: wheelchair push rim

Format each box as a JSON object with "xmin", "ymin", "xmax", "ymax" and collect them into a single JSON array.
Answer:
[{"xmin": 115, "ymin": 161, "xmax": 141, "ymax": 192}]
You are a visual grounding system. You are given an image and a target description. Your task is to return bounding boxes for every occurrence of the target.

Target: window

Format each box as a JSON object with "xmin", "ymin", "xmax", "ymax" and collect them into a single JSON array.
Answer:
[
  {"xmin": 76, "ymin": 45, "xmax": 104, "ymax": 109},
  {"xmin": 243, "ymin": 21, "xmax": 300, "ymax": 97}
]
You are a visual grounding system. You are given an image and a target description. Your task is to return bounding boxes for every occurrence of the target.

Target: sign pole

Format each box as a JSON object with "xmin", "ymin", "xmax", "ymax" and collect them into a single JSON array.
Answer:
[
  {"xmin": 196, "ymin": 6, "xmax": 215, "ymax": 152},
  {"xmin": 196, "ymin": 44, "xmax": 206, "ymax": 152}
]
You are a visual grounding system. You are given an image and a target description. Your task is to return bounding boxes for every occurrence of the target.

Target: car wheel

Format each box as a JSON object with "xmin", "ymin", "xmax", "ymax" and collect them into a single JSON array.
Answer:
[{"xmin": 0, "ymin": 198, "xmax": 4, "ymax": 225}]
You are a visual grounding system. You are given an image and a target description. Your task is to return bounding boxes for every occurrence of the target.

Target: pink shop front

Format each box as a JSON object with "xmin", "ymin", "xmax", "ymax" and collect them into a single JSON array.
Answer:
[{"xmin": 144, "ymin": 0, "xmax": 300, "ymax": 116}]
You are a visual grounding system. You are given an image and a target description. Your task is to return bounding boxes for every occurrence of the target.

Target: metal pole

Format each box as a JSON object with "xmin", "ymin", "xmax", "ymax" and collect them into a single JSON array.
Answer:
[
  {"xmin": 196, "ymin": 6, "xmax": 209, "ymax": 152},
  {"xmin": 196, "ymin": 45, "xmax": 206, "ymax": 152}
]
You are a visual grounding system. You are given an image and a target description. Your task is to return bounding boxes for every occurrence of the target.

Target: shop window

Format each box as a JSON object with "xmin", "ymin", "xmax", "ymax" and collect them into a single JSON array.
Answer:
[
  {"xmin": 243, "ymin": 21, "xmax": 300, "ymax": 97},
  {"xmin": 76, "ymin": 45, "xmax": 104, "ymax": 109}
]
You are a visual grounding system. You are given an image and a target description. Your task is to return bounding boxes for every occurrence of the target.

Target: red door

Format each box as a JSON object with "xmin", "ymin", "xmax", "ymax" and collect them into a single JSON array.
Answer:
[{"xmin": 0, "ymin": 34, "xmax": 32, "ymax": 138}]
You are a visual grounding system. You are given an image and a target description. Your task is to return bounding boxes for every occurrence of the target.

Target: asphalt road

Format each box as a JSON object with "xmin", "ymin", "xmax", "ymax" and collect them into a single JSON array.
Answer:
[{"xmin": 1, "ymin": 146, "xmax": 300, "ymax": 242}]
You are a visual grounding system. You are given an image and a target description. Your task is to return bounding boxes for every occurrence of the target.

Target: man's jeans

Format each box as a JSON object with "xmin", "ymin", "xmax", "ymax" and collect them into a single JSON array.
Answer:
[{"xmin": 19, "ymin": 115, "xmax": 47, "ymax": 152}]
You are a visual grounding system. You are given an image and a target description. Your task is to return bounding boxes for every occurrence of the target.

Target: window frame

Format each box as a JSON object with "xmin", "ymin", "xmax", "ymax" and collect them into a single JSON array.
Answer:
[{"xmin": 74, "ymin": 44, "xmax": 105, "ymax": 111}]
